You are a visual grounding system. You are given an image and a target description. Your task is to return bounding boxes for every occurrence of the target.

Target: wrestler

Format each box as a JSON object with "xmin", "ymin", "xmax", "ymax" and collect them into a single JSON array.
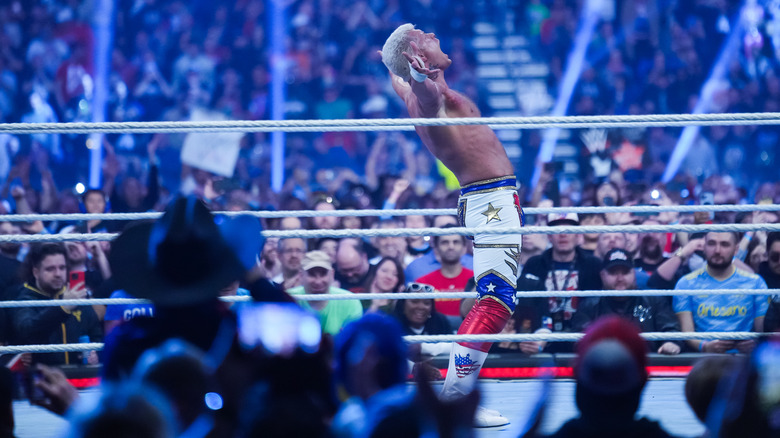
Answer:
[{"xmin": 381, "ymin": 24, "xmax": 523, "ymax": 427}]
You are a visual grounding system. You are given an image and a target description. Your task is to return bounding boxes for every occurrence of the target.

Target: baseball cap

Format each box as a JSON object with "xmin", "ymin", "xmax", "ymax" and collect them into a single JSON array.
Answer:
[
  {"xmin": 547, "ymin": 213, "xmax": 579, "ymax": 226},
  {"xmin": 602, "ymin": 248, "xmax": 633, "ymax": 271},
  {"xmin": 302, "ymin": 250, "xmax": 333, "ymax": 272}
]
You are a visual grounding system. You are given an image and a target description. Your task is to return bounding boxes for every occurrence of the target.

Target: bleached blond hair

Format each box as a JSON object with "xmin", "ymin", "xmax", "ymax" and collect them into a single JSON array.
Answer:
[{"xmin": 381, "ymin": 23, "xmax": 417, "ymax": 81}]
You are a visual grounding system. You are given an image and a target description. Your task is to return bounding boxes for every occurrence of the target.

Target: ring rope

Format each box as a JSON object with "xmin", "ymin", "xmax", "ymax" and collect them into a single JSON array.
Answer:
[
  {"xmin": 1, "ymin": 289, "xmax": 773, "ymax": 308},
  {"xmin": 0, "ymin": 331, "xmax": 764, "ymax": 354},
  {"xmin": 4, "ymin": 113, "xmax": 780, "ymax": 135},
  {"xmin": 3, "ymin": 223, "xmax": 780, "ymax": 243},
  {"xmin": 2, "ymin": 204, "xmax": 780, "ymax": 224}
]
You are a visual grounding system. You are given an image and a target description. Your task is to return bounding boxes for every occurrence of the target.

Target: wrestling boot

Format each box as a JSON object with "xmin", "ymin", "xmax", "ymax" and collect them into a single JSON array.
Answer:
[{"xmin": 440, "ymin": 298, "xmax": 512, "ymax": 427}]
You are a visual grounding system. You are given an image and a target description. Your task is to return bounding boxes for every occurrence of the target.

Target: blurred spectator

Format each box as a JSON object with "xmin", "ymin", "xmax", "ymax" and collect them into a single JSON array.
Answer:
[
  {"xmin": 333, "ymin": 313, "xmax": 425, "ymax": 437},
  {"xmin": 538, "ymin": 316, "xmax": 676, "ymax": 438},
  {"xmin": 10, "ymin": 243, "xmax": 101, "ymax": 365},
  {"xmin": 417, "ymin": 225, "xmax": 473, "ymax": 326},
  {"xmin": 271, "ymin": 237, "xmax": 306, "ymax": 290},
  {"xmin": 287, "ymin": 250, "xmax": 363, "ymax": 336},
  {"xmin": 759, "ymin": 232, "xmax": 780, "ymax": 332},
  {"xmin": 517, "ymin": 213, "xmax": 603, "ymax": 351},
  {"xmin": 359, "ymin": 257, "xmax": 405, "ymax": 313},
  {"xmin": 65, "ymin": 382, "xmax": 176, "ymax": 438},
  {"xmin": 335, "ymin": 239, "xmax": 370, "ymax": 292},
  {"xmin": 0, "ymin": 221, "xmax": 22, "ymax": 291},
  {"xmin": 674, "ymin": 232, "xmax": 769, "ymax": 353},
  {"xmin": 571, "ymin": 249, "xmax": 681, "ymax": 355},
  {"xmin": 577, "ymin": 213, "xmax": 606, "ymax": 257},
  {"xmin": 404, "ymin": 215, "xmax": 474, "ymax": 282},
  {"xmin": 684, "ymin": 355, "xmax": 741, "ymax": 435}
]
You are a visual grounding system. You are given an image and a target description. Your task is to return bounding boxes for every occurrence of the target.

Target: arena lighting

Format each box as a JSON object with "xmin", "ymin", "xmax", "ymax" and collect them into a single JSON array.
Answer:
[
  {"xmin": 269, "ymin": 0, "xmax": 287, "ymax": 193},
  {"xmin": 531, "ymin": 0, "xmax": 605, "ymax": 188},
  {"xmin": 88, "ymin": 0, "xmax": 114, "ymax": 189},
  {"xmin": 662, "ymin": 2, "xmax": 751, "ymax": 182},
  {"xmin": 75, "ymin": 183, "xmax": 86, "ymax": 195}
]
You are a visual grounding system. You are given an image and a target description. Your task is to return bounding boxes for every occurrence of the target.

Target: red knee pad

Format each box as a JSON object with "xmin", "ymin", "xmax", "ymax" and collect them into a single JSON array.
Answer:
[{"xmin": 457, "ymin": 298, "xmax": 512, "ymax": 352}]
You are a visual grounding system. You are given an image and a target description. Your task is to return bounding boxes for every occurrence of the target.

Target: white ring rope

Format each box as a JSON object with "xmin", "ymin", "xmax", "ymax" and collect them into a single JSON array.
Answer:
[
  {"xmin": 1, "ymin": 203, "xmax": 779, "ymax": 223},
  {"xmin": 4, "ymin": 222, "xmax": 777, "ymax": 243},
  {"xmin": 0, "ymin": 331, "xmax": 765, "ymax": 354},
  {"xmin": 1, "ymin": 289, "xmax": 774, "ymax": 308},
  {"xmin": 4, "ymin": 112, "xmax": 780, "ymax": 134},
  {"xmin": 403, "ymin": 331, "xmax": 766, "ymax": 344}
]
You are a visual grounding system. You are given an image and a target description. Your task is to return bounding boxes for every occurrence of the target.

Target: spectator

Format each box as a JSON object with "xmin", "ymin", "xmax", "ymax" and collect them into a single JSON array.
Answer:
[
  {"xmin": 271, "ymin": 237, "xmax": 306, "ymax": 290},
  {"xmin": 335, "ymin": 239, "xmax": 371, "ymax": 292},
  {"xmin": 359, "ymin": 257, "xmax": 405, "ymax": 313},
  {"xmin": 539, "ymin": 316, "xmax": 677, "ymax": 438},
  {"xmin": 10, "ymin": 243, "xmax": 102, "ymax": 365},
  {"xmin": 759, "ymin": 232, "xmax": 780, "ymax": 332},
  {"xmin": 595, "ymin": 231, "xmax": 627, "ymax": 258},
  {"xmin": 369, "ymin": 219, "xmax": 411, "ymax": 265},
  {"xmin": 404, "ymin": 215, "xmax": 474, "ymax": 282},
  {"xmin": 0, "ymin": 221, "xmax": 22, "ymax": 292},
  {"xmin": 287, "ymin": 250, "xmax": 363, "ymax": 336},
  {"xmin": 416, "ymin": 225, "xmax": 473, "ymax": 326},
  {"xmin": 517, "ymin": 213, "xmax": 603, "ymax": 349},
  {"xmin": 571, "ymin": 248, "xmax": 681, "ymax": 355},
  {"xmin": 674, "ymin": 232, "xmax": 769, "ymax": 353},
  {"xmin": 333, "ymin": 313, "xmax": 423, "ymax": 437},
  {"xmin": 578, "ymin": 213, "xmax": 606, "ymax": 257},
  {"xmin": 634, "ymin": 220, "xmax": 669, "ymax": 276},
  {"xmin": 393, "ymin": 286, "xmax": 453, "ymax": 338},
  {"xmin": 684, "ymin": 355, "xmax": 741, "ymax": 436}
]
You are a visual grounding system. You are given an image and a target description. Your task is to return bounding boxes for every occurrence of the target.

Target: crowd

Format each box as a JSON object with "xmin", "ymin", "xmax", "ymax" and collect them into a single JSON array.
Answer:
[
  {"xmin": 0, "ymin": 0, "xmax": 779, "ymax": 435},
  {"xmin": 0, "ymin": 197, "xmax": 776, "ymax": 437}
]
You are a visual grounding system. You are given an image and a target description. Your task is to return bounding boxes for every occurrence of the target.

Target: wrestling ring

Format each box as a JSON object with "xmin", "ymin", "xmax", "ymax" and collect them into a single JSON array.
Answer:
[{"xmin": 2, "ymin": 113, "xmax": 780, "ymax": 437}]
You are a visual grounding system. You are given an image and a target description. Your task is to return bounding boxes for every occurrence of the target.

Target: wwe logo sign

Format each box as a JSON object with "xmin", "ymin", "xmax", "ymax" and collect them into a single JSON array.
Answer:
[{"xmin": 454, "ymin": 354, "xmax": 480, "ymax": 377}]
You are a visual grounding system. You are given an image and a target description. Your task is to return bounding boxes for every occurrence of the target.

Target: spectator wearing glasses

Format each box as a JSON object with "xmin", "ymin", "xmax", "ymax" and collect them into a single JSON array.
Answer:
[
  {"xmin": 272, "ymin": 238, "xmax": 306, "ymax": 290},
  {"xmin": 760, "ymin": 232, "xmax": 780, "ymax": 332}
]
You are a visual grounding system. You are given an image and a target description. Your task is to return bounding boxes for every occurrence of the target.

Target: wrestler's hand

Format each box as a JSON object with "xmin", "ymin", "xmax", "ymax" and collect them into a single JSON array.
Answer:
[{"xmin": 402, "ymin": 41, "xmax": 441, "ymax": 80}]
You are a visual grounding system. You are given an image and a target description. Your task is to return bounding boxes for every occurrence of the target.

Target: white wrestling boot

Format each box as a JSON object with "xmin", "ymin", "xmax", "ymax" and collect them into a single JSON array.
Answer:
[{"xmin": 440, "ymin": 344, "xmax": 510, "ymax": 427}]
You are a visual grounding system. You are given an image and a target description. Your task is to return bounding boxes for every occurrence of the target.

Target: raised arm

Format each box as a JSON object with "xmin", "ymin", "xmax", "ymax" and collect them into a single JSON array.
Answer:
[{"xmin": 401, "ymin": 42, "xmax": 446, "ymax": 116}]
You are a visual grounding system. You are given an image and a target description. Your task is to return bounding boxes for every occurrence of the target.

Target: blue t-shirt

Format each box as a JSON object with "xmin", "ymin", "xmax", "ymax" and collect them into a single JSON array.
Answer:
[
  {"xmin": 673, "ymin": 267, "xmax": 769, "ymax": 332},
  {"xmin": 104, "ymin": 290, "xmax": 156, "ymax": 322}
]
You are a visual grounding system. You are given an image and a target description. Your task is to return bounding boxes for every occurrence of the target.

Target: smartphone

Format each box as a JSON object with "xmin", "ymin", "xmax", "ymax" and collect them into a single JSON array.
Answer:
[
  {"xmin": 22, "ymin": 368, "xmax": 46, "ymax": 405},
  {"xmin": 69, "ymin": 271, "xmax": 85, "ymax": 290},
  {"xmin": 237, "ymin": 303, "xmax": 322, "ymax": 357}
]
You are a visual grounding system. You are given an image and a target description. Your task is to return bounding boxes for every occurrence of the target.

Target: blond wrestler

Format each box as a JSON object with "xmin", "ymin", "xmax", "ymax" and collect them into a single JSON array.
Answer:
[{"xmin": 382, "ymin": 24, "xmax": 524, "ymax": 427}]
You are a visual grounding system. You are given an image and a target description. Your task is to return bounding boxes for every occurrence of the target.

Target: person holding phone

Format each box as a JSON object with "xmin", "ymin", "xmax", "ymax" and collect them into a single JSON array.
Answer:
[{"xmin": 9, "ymin": 243, "xmax": 102, "ymax": 365}]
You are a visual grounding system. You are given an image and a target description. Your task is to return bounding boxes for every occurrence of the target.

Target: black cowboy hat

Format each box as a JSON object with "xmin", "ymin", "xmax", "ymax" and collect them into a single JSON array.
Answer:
[{"xmin": 110, "ymin": 197, "xmax": 246, "ymax": 306}]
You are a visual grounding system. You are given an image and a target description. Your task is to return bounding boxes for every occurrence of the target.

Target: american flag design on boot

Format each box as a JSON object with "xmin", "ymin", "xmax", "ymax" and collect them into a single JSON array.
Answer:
[{"xmin": 454, "ymin": 353, "xmax": 481, "ymax": 377}]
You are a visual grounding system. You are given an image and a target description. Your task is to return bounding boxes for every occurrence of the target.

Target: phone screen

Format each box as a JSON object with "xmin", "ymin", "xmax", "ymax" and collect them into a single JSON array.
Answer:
[
  {"xmin": 237, "ymin": 303, "xmax": 321, "ymax": 357},
  {"xmin": 22, "ymin": 369, "xmax": 46, "ymax": 405}
]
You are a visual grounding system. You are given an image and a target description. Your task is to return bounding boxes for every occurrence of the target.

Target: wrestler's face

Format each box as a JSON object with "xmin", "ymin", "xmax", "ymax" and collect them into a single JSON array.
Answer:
[{"xmin": 411, "ymin": 29, "xmax": 451, "ymax": 71}]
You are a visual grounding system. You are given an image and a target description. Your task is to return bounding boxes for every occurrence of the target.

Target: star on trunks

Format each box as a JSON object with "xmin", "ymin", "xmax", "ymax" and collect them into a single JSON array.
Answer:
[
  {"xmin": 481, "ymin": 203, "xmax": 502, "ymax": 224},
  {"xmin": 486, "ymin": 283, "xmax": 496, "ymax": 293}
]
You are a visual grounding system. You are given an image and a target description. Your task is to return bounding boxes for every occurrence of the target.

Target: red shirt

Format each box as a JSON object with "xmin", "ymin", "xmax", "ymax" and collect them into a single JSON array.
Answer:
[{"xmin": 417, "ymin": 268, "xmax": 474, "ymax": 316}]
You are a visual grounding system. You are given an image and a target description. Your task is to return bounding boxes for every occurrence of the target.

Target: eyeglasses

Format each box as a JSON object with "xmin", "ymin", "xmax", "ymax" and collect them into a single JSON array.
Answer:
[
  {"xmin": 404, "ymin": 282, "xmax": 435, "ymax": 293},
  {"xmin": 770, "ymin": 252, "xmax": 780, "ymax": 263}
]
